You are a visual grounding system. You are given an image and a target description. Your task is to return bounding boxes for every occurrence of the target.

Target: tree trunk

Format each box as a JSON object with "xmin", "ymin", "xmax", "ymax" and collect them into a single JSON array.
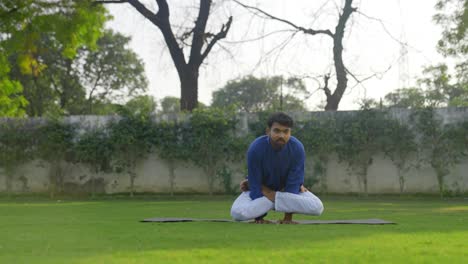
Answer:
[
  {"xmin": 168, "ymin": 159, "xmax": 176, "ymax": 196},
  {"xmin": 5, "ymin": 172, "xmax": 13, "ymax": 197},
  {"xmin": 319, "ymin": 156, "xmax": 329, "ymax": 193},
  {"xmin": 180, "ymin": 67, "xmax": 199, "ymax": 111},
  {"xmin": 358, "ymin": 164, "xmax": 369, "ymax": 197},
  {"xmin": 129, "ymin": 169, "xmax": 136, "ymax": 197},
  {"xmin": 98, "ymin": 0, "xmax": 232, "ymax": 112},
  {"xmin": 436, "ymin": 170, "xmax": 446, "ymax": 198},
  {"xmin": 397, "ymin": 168, "xmax": 405, "ymax": 194},
  {"xmin": 206, "ymin": 167, "xmax": 215, "ymax": 196},
  {"xmin": 324, "ymin": 0, "xmax": 354, "ymax": 111},
  {"xmin": 91, "ymin": 168, "xmax": 97, "ymax": 199},
  {"xmin": 49, "ymin": 164, "xmax": 57, "ymax": 199}
]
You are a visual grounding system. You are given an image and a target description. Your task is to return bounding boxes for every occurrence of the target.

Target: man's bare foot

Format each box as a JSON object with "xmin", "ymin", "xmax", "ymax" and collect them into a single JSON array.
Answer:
[
  {"xmin": 278, "ymin": 219, "xmax": 299, "ymax": 224},
  {"xmin": 261, "ymin": 185, "xmax": 276, "ymax": 202},
  {"xmin": 240, "ymin": 179, "xmax": 249, "ymax": 192},
  {"xmin": 278, "ymin": 212, "xmax": 298, "ymax": 224},
  {"xmin": 250, "ymin": 219, "xmax": 273, "ymax": 224}
]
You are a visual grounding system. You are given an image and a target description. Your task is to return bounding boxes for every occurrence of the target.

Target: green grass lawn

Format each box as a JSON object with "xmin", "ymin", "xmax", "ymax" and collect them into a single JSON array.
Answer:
[{"xmin": 1, "ymin": 195, "xmax": 467, "ymax": 263}]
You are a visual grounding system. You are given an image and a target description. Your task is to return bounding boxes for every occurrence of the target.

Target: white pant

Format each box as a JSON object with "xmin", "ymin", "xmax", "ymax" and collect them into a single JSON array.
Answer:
[{"xmin": 230, "ymin": 191, "xmax": 324, "ymax": 221}]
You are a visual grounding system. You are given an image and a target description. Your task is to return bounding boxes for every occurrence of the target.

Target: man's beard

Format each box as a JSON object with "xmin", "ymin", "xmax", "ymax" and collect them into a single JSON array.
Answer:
[{"xmin": 271, "ymin": 139, "xmax": 286, "ymax": 149}]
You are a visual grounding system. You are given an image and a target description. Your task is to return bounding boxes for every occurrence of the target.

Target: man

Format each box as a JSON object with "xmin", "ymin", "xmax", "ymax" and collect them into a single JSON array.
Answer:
[{"xmin": 230, "ymin": 112, "xmax": 324, "ymax": 224}]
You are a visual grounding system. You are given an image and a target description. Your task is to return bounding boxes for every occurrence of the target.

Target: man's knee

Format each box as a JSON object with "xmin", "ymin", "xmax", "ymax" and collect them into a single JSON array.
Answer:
[
  {"xmin": 307, "ymin": 197, "xmax": 324, "ymax": 216},
  {"xmin": 230, "ymin": 206, "xmax": 252, "ymax": 221},
  {"xmin": 315, "ymin": 200, "xmax": 324, "ymax": 215}
]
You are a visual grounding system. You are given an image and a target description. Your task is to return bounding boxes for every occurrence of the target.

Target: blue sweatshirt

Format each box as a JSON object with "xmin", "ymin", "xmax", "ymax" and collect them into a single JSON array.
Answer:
[{"xmin": 247, "ymin": 135, "xmax": 305, "ymax": 200}]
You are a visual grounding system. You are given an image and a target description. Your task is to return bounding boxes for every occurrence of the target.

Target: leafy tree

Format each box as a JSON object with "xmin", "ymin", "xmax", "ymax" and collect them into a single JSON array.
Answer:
[
  {"xmin": 108, "ymin": 116, "xmax": 154, "ymax": 197},
  {"xmin": 74, "ymin": 129, "xmax": 113, "ymax": 197},
  {"xmin": 384, "ymin": 88, "xmax": 426, "ymax": 109},
  {"xmin": 80, "ymin": 30, "xmax": 148, "ymax": 113},
  {"xmin": 0, "ymin": 1, "xmax": 108, "ymax": 115},
  {"xmin": 122, "ymin": 95, "xmax": 157, "ymax": 119},
  {"xmin": 418, "ymin": 64, "xmax": 468, "ymax": 107},
  {"xmin": 410, "ymin": 107, "xmax": 467, "ymax": 197},
  {"xmin": 97, "ymin": 0, "xmax": 233, "ymax": 111},
  {"xmin": 410, "ymin": 0, "xmax": 468, "ymax": 108},
  {"xmin": 335, "ymin": 109, "xmax": 388, "ymax": 195},
  {"xmin": 185, "ymin": 107, "xmax": 239, "ymax": 194},
  {"xmin": 0, "ymin": 120, "xmax": 36, "ymax": 194},
  {"xmin": 90, "ymin": 102, "xmax": 123, "ymax": 116},
  {"xmin": 384, "ymin": 65, "xmax": 467, "ymax": 108},
  {"xmin": 295, "ymin": 118, "xmax": 337, "ymax": 192},
  {"xmin": 433, "ymin": 0, "xmax": 467, "ymax": 58},
  {"xmin": 212, "ymin": 75, "xmax": 308, "ymax": 112},
  {"xmin": 8, "ymin": 29, "xmax": 148, "ymax": 116},
  {"xmin": 381, "ymin": 119, "xmax": 418, "ymax": 194},
  {"xmin": 0, "ymin": 57, "xmax": 28, "ymax": 117},
  {"xmin": 7, "ymin": 36, "xmax": 84, "ymax": 116},
  {"xmin": 153, "ymin": 121, "xmax": 190, "ymax": 195},
  {"xmin": 35, "ymin": 120, "xmax": 76, "ymax": 197},
  {"xmin": 160, "ymin": 96, "xmax": 181, "ymax": 114}
]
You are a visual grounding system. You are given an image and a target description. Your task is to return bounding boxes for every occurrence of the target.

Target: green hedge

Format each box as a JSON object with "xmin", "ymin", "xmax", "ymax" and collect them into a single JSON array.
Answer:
[{"xmin": 0, "ymin": 107, "xmax": 467, "ymax": 197}]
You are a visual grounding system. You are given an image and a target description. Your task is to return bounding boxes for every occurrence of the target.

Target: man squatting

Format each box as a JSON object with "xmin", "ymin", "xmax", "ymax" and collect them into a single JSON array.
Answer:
[{"xmin": 230, "ymin": 112, "xmax": 324, "ymax": 224}]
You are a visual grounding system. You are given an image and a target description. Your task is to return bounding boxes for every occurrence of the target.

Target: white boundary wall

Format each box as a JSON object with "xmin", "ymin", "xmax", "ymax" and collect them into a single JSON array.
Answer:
[{"xmin": 1, "ymin": 108, "xmax": 467, "ymax": 194}]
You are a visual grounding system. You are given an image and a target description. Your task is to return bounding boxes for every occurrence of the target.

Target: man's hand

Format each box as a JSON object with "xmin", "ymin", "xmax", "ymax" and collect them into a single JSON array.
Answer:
[
  {"xmin": 261, "ymin": 185, "xmax": 276, "ymax": 202},
  {"xmin": 240, "ymin": 179, "xmax": 249, "ymax": 192},
  {"xmin": 300, "ymin": 185, "xmax": 308, "ymax": 193}
]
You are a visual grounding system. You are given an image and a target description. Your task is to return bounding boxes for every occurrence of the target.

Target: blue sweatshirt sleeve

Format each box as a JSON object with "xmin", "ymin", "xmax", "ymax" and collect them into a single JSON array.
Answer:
[
  {"xmin": 284, "ymin": 142, "xmax": 305, "ymax": 194},
  {"xmin": 247, "ymin": 147, "xmax": 263, "ymax": 200}
]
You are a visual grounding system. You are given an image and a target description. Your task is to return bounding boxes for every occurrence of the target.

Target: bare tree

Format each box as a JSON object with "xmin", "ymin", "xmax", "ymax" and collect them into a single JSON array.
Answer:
[
  {"xmin": 96, "ymin": 0, "xmax": 233, "ymax": 111},
  {"xmin": 235, "ymin": 0, "xmax": 356, "ymax": 111}
]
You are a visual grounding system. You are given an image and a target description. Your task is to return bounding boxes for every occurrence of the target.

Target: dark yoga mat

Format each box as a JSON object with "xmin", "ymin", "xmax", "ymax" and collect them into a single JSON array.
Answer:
[{"xmin": 141, "ymin": 218, "xmax": 395, "ymax": 225}]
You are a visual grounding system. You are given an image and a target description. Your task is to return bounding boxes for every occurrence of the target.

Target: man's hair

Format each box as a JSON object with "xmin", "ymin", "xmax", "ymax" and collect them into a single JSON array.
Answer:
[{"xmin": 267, "ymin": 112, "xmax": 294, "ymax": 128}]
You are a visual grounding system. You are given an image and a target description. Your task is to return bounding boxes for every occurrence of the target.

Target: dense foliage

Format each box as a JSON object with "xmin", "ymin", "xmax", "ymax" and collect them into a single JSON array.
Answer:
[{"xmin": 0, "ymin": 107, "xmax": 467, "ymax": 197}]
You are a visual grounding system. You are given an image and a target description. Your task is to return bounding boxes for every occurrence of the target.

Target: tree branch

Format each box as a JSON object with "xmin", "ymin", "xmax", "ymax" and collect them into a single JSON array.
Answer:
[
  {"xmin": 356, "ymin": 10, "xmax": 412, "ymax": 48},
  {"xmin": 346, "ymin": 64, "xmax": 393, "ymax": 90},
  {"xmin": 95, "ymin": 0, "xmax": 162, "ymax": 26},
  {"xmin": 101, "ymin": 0, "xmax": 186, "ymax": 75},
  {"xmin": 189, "ymin": 0, "xmax": 212, "ymax": 66},
  {"xmin": 199, "ymin": 16, "xmax": 233, "ymax": 64},
  {"xmin": 323, "ymin": 74, "xmax": 332, "ymax": 98},
  {"xmin": 325, "ymin": 0, "xmax": 356, "ymax": 110},
  {"xmin": 234, "ymin": 0, "xmax": 333, "ymax": 37},
  {"xmin": 222, "ymin": 29, "xmax": 296, "ymax": 44}
]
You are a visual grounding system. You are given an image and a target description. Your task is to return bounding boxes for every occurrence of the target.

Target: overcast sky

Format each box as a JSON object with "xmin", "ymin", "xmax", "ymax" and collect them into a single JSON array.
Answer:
[{"xmin": 105, "ymin": 0, "xmax": 444, "ymax": 110}]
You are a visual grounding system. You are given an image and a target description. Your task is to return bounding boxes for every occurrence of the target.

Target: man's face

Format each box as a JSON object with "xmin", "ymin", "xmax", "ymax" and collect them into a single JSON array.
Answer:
[{"xmin": 267, "ymin": 122, "xmax": 291, "ymax": 149}]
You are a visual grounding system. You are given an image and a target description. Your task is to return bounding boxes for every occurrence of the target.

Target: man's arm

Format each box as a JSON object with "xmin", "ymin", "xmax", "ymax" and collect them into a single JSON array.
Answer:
[
  {"xmin": 247, "ymin": 148, "xmax": 263, "ymax": 200},
  {"xmin": 283, "ymin": 143, "xmax": 305, "ymax": 194}
]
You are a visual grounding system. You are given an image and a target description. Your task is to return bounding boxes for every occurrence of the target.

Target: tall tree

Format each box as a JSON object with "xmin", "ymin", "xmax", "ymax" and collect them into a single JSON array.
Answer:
[
  {"xmin": 0, "ymin": 58, "xmax": 28, "ymax": 117},
  {"xmin": 80, "ymin": 30, "xmax": 148, "ymax": 113},
  {"xmin": 434, "ymin": 0, "xmax": 467, "ymax": 58},
  {"xmin": 425, "ymin": 0, "xmax": 468, "ymax": 105},
  {"xmin": 235, "ymin": 0, "xmax": 356, "ymax": 111},
  {"xmin": 122, "ymin": 95, "xmax": 157, "ymax": 118},
  {"xmin": 97, "ymin": 0, "xmax": 233, "ymax": 111},
  {"xmin": 212, "ymin": 75, "xmax": 308, "ymax": 112},
  {"xmin": 160, "ymin": 96, "xmax": 181, "ymax": 114},
  {"xmin": 0, "ymin": 0, "xmax": 108, "ymax": 115},
  {"xmin": 418, "ymin": 64, "xmax": 466, "ymax": 107},
  {"xmin": 384, "ymin": 88, "xmax": 426, "ymax": 109},
  {"xmin": 8, "ymin": 30, "xmax": 148, "ymax": 116}
]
